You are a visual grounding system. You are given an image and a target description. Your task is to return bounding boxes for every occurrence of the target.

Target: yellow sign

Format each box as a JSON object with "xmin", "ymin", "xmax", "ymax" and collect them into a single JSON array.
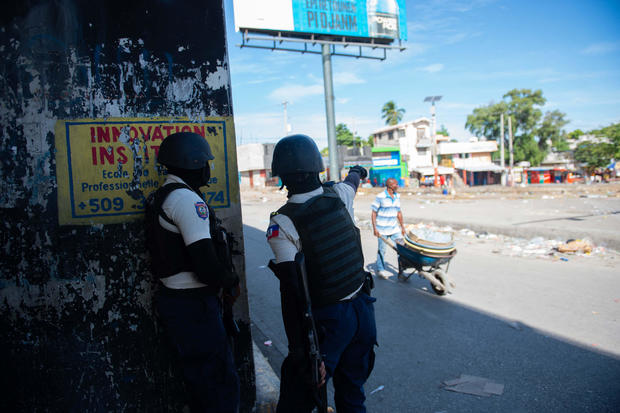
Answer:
[{"xmin": 55, "ymin": 117, "xmax": 236, "ymax": 225}]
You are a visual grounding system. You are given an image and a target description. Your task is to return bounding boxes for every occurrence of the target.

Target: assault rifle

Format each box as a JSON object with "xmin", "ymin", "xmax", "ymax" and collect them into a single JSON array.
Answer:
[
  {"xmin": 213, "ymin": 224, "xmax": 240, "ymax": 338},
  {"xmin": 294, "ymin": 252, "xmax": 328, "ymax": 413}
]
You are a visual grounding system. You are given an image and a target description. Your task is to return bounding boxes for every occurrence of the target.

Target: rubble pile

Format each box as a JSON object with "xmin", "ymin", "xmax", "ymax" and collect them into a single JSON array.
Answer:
[{"xmin": 355, "ymin": 219, "xmax": 616, "ymax": 262}]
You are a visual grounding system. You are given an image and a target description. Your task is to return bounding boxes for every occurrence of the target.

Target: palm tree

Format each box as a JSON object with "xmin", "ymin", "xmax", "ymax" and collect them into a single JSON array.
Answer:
[{"xmin": 381, "ymin": 101, "xmax": 405, "ymax": 125}]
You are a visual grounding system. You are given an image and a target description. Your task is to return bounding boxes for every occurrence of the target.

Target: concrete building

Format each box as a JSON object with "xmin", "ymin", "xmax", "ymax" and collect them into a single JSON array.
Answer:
[
  {"xmin": 438, "ymin": 140, "xmax": 503, "ymax": 186},
  {"xmin": 237, "ymin": 143, "xmax": 277, "ymax": 188},
  {"xmin": 371, "ymin": 118, "xmax": 438, "ymax": 170}
]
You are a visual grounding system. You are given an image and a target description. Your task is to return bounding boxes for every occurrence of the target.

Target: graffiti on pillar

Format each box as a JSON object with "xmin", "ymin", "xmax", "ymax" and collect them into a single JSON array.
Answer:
[{"xmin": 55, "ymin": 117, "xmax": 236, "ymax": 225}]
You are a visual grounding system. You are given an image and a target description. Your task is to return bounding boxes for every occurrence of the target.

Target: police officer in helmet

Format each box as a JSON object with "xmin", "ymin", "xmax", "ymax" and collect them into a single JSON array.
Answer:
[
  {"xmin": 267, "ymin": 134, "xmax": 377, "ymax": 413},
  {"xmin": 146, "ymin": 132, "xmax": 240, "ymax": 412}
]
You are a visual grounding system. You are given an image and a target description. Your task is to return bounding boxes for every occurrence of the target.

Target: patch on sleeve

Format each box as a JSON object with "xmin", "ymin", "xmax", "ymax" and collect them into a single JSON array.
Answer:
[
  {"xmin": 266, "ymin": 224, "xmax": 279, "ymax": 240},
  {"xmin": 194, "ymin": 202, "xmax": 209, "ymax": 220}
]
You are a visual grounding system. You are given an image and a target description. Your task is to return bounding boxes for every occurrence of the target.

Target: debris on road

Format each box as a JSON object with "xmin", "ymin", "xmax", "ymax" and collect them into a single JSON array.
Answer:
[
  {"xmin": 442, "ymin": 374, "xmax": 504, "ymax": 397},
  {"xmin": 369, "ymin": 385, "xmax": 385, "ymax": 395},
  {"xmin": 263, "ymin": 340, "xmax": 272, "ymax": 346},
  {"xmin": 557, "ymin": 239, "xmax": 593, "ymax": 254}
]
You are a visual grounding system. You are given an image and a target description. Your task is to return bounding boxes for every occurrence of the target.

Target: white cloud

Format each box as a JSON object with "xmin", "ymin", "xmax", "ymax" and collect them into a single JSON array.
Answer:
[
  {"xmin": 420, "ymin": 63, "xmax": 444, "ymax": 73},
  {"xmin": 581, "ymin": 42, "xmax": 620, "ymax": 55},
  {"xmin": 334, "ymin": 72, "xmax": 365, "ymax": 85},
  {"xmin": 337, "ymin": 97, "xmax": 351, "ymax": 104},
  {"xmin": 268, "ymin": 83, "xmax": 323, "ymax": 102}
]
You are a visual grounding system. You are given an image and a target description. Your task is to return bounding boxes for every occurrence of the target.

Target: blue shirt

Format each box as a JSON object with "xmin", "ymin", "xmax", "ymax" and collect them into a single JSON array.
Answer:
[{"xmin": 371, "ymin": 189, "xmax": 401, "ymax": 236}]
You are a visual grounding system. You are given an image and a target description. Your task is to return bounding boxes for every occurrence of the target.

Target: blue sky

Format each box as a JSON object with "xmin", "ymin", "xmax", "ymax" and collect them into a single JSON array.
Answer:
[{"xmin": 224, "ymin": 0, "xmax": 620, "ymax": 149}]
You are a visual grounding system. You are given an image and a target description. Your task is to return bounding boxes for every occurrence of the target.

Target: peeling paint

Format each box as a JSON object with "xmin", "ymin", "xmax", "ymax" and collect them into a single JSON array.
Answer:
[{"xmin": 1, "ymin": 1, "xmax": 252, "ymax": 411}]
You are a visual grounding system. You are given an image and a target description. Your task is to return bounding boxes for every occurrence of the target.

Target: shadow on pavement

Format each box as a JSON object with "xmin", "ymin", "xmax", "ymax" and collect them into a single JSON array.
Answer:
[{"xmin": 242, "ymin": 224, "xmax": 620, "ymax": 413}]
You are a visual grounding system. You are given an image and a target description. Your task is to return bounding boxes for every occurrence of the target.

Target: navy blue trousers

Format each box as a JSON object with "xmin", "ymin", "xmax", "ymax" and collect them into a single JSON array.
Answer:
[
  {"xmin": 156, "ymin": 289, "xmax": 240, "ymax": 413},
  {"xmin": 277, "ymin": 292, "xmax": 377, "ymax": 413}
]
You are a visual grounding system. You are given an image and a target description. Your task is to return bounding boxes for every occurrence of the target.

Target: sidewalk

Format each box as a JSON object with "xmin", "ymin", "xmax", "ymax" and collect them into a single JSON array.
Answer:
[{"xmin": 253, "ymin": 342, "xmax": 279, "ymax": 412}]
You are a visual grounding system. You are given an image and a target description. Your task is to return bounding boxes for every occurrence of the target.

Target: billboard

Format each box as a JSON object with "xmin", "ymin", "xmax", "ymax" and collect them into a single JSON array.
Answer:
[{"xmin": 233, "ymin": 0, "xmax": 407, "ymax": 42}]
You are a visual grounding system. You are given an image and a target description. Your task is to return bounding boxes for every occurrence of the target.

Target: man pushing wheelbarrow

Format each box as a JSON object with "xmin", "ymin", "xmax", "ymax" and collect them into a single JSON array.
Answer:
[
  {"xmin": 372, "ymin": 178, "xmax": 457, "ymax": 295},
  {"xmin": 371, "ymin": 178, "xmax": 406, "ymax": 280}
]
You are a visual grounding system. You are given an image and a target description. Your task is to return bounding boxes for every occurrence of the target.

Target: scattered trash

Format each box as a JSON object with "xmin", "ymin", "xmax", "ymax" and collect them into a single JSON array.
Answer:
[
  {"xmin": 560, "ymin": 257, "xmax": 569, "ymax": 262},
  {"xmin": 369, "ymin": 385, "xmax": 385, "ymax": 395},
  {"xmin": 258, "ymin": 265, "xmax": 267, "ymax": 269},
  {"xmin": 442, "ymin": 375, "xmax": 504, "ymax": 397},
  {"xmin": 557, "ymin": 239, "xmax": 593, "ymax": 254},
  {"xmin": 263, "ymin": 340, "xmax": 272, "ymax": 346}
]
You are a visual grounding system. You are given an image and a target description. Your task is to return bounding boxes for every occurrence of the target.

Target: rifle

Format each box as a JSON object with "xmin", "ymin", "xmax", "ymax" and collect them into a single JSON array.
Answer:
[
  {"xmin": 294, "ymin": 252, "xmax": 328, "ymax": 413},
  {"xmin": 213, "ymin": 224, "xmax": 240, "ymax": 338}
]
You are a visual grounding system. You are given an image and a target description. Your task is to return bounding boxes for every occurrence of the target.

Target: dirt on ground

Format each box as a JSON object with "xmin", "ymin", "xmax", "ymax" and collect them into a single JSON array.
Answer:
[{"xmin": 240, "ymin": 182, "xmax": 620, "ymax": 202}]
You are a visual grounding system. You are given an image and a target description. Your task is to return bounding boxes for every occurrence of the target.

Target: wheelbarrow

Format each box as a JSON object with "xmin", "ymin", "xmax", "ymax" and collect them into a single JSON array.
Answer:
[{"xmin": 379, "ymin": 231, "xmax": 457, "ymax": 295}]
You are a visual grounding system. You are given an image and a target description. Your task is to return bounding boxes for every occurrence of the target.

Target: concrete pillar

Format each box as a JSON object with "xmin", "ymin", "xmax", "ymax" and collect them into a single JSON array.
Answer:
[{"xmin": 0, "ymin": 1, "xmax": 254, "ymax": 410}]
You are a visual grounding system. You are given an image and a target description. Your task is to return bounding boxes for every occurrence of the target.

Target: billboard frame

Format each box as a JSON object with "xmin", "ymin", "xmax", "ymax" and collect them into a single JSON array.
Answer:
[{"xmin": 239, "ymin": 30, "xmax": 405, "ymax": 60}]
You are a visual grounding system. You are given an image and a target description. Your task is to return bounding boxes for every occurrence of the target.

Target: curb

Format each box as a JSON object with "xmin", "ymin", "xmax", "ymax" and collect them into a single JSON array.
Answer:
[{"xmin": 253, "ymin": 341, "xmax": 279, "ymax": 412}]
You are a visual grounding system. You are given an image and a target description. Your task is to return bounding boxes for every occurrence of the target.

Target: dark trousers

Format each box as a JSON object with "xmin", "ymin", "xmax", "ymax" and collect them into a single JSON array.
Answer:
[
  {"xmin": 156, "ymin": 289, "xmax": 240, "ymax": 413},
  {"xmin": 277, "ymin": 293, "xmax": 377, "ymax": 413}
]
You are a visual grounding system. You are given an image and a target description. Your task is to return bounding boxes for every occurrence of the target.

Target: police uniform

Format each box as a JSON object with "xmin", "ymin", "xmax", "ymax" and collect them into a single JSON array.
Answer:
[
  {"xmin": 150, "ymin": 174, "xmax": 240, "ymax": 413},
  {"xmin": 267, "ymin": 182, "xmax": 377, "ymax": 413}
]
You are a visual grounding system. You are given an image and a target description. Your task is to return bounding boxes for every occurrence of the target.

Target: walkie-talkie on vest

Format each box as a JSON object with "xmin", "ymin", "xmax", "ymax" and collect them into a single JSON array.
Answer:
[{"xmin": 295, "ymin": 252, "xmax": 328, "ymax": 413}]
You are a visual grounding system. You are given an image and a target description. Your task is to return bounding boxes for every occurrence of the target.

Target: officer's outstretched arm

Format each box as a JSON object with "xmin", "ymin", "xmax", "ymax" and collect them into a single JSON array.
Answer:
[
  {"xmin": 272, "ymin": 261, "xmax": 305, "ymax": 352},
  {"xmin": 187, "ymin": 238, "xmax": 239, "ymax": 289},
  {"xmin": 343, "ymin": 165, "xmax": 368, "ymax": 192}
]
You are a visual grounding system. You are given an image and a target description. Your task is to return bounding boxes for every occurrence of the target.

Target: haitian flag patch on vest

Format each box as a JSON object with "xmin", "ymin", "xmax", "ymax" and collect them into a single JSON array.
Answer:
[
  {"xmin": 195, "ymin": 202, "xmax": 208, "ymax": 220},
  {"xmin": 266, "ymin": 224, "xmax": 279, "ymax": 240}
]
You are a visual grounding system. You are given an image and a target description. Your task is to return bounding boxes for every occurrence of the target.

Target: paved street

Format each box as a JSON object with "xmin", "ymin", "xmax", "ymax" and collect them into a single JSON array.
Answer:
[{"xmin": 242, "ymin": 186, "xmax": 620, "ymax": 412}]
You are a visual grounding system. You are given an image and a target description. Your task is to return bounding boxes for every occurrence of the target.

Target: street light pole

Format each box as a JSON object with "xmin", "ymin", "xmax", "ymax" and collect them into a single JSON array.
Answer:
[
  {"xmin": 500, "ymin": 112, "xmax": 505, "ymax": 186},
  {"xmin": 424, "ymin": 95, "xmax": 442, "ymax": 187},
  {"xmin": 282, "ymin": 101, "xmax": 290, "ymax": 136}
]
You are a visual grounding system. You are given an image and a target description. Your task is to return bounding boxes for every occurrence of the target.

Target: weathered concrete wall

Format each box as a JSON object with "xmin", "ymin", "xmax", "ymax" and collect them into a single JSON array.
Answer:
[{"xmin": 0, "ymin": 0, "xmax": 254, "ymax": 410}]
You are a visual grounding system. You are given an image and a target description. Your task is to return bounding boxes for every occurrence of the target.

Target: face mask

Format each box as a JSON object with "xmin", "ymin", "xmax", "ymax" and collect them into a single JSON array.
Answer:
[{"xmin": 200, "ymin": 163, "xmax": 211, "ymax": 186}]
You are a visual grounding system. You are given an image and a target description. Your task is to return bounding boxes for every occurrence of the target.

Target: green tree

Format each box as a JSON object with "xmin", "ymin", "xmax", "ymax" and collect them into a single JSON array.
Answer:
[
  {"xmin": 574, "ymin": 141, "xmax": 615, "ymax": 170},
  {"xmin": 538, "ymin": 110, "xmax": 569, "ymax": 151},
  {"xmin": 570, "ymin": 122, "xmax": 620, "ymax": 170},
  {"xmin": 437, "ymin": 124, "xmax": 449, "ymax": 136},
  {"xmin": 336, "ymin": 123, "xmax": 363, "ymax": 147},
  {"xmin": 465, "ymin": 88, "xmax": 569, "ymax": 166},
  {"xmin": 367, "ymin": 134, "xmax": 374, "ymax": 147},
  {"xmin": 568, "ymin": 129, "xmax": 584, "ymax": 140},
  {"xmin": 381, "ymin": 101, "xmax": 405, "ymax": 125}
]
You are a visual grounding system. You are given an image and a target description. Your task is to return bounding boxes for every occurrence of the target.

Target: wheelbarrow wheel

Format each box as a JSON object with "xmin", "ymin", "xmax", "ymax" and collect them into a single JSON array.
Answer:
[{"xmin": 430, "ymin": 269, "xmax": 448, "ymax": 296}]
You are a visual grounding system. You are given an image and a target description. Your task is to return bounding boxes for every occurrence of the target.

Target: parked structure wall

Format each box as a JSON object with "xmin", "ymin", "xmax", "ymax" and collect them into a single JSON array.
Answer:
[{"xmin": 0, "ymin": 1, "xmax": 254, "ymax": 411}]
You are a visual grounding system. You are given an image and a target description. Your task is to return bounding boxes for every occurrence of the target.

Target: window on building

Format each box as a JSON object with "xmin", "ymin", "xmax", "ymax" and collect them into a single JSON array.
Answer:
[
  {"xmin": 398, "ymin": 129, "xmax": 405, "ymax": 138},
  {"xmin": 417, "ymin": 128, "xmax": 425, "ymax": 139},
  {"xmin": 388, "ymin": 131, "xmax": 394, "ymax": 140}
]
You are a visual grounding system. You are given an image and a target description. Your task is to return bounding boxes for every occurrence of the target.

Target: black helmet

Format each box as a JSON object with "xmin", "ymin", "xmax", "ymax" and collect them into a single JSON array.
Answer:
[
  {"xmin": 271, "ymin": 134, "xmax": 324, "ymax": 177},
  {"xmin": 157, "ymin": 132, "xmax": 214, "ymax": 170}
]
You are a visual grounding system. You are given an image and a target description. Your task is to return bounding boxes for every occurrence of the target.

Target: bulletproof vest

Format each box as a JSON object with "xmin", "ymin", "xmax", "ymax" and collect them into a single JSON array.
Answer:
[
  {"xmin": 277, "ymin": 186, "xmax": 366, "ymax": 306},
  {"xmin": 144, "ymin": 183, "xmax": 202, "ymax": 279}
]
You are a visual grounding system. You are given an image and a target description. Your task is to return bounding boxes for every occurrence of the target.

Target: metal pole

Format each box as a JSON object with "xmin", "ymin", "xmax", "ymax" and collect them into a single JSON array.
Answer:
[
  {"xmin": 508, "ymin": 115, "xmax": 514, "ymax": 186},
  {"xmin": 500, "ymin": 113, "xmax": 505, "ymax": 186},
  {"xmin": 431, "ymin": 103, "xmax": 439, "ymax": 186},
  {"xmin": 282, "ymin": 101, "xmax": 289, "ymax": 136},
  {"xmin": 322, "ymin": 44, "xmax": 339, "ymax": 181}
]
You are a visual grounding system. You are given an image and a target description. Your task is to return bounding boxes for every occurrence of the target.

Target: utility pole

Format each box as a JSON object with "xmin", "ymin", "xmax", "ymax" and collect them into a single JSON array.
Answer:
[
  {"xmin": 322, "ymin": 44, "xmax": 339, "ymax": 181},
  {"xmin": 508, "ymin": 115, "xmax": 514, "ymax": 186},
  {"xmin": 281, "ymin": 101, "xmax": 290, "ymax": 136},
  {"xmin": 500, "ymin": 112, "xmax": 505, "ymax": 186},
  {"xmin": 424, "ymin": 95, "xmax": 442, "ymax": 187}
]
